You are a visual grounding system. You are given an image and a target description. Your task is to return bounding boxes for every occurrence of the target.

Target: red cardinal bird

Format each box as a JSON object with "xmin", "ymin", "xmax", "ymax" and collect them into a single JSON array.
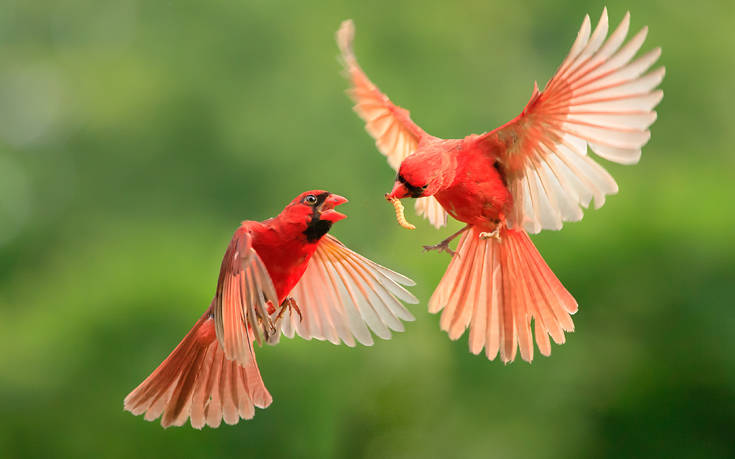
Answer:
[
  {"xmin": 338, "ymin": 9, "xmax": 664, "ymax": 362},
  {"xmin": 124, "ymin": 191, "xmax": 417, "ymax": 428}
]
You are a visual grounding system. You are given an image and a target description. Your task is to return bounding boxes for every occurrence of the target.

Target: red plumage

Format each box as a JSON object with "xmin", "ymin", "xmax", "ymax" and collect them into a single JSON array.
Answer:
[
  {"xmin": 338, "ymin": 9, "xmax": 663, "ymax": 362},
  {"xmin": 125, "ymin": 191, "xmax": 418, "ymax": 427}
]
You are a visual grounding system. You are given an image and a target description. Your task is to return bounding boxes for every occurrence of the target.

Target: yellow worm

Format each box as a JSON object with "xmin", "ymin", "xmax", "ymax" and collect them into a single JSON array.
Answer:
[{"xmin": 386, "ymin": 195, "xmax": 416, "ymax": 230}]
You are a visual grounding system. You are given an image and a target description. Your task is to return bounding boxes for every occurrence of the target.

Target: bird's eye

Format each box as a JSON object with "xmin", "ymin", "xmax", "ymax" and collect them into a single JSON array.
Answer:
[{"xmin": 304, "ymin": 195, "xmax": 318, "ymax": 205}]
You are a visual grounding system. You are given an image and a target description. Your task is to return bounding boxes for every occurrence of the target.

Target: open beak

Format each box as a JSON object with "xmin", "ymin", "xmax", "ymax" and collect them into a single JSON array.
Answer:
[
  {"xmin": 385, "ymin": 181, "xmax": 410, "ymax": 200},
  {"xmin": 319, "ymin": 193, "xmax": 348, "ymax": 223}
]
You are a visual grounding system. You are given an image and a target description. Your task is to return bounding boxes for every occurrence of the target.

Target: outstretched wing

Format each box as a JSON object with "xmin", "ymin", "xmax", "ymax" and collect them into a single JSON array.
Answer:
[
  {"xmin": 483, "ymin": 9, "xmax": 664, "ymax": 233},
  {"xmin": 213, "ymin": 227, "xmax": 279, "ymax": 367},
  {"xmin": 337, "ymin": 19, "xmax": 448, "ymax": 228},
  {"xmin": 280, "ymin": 235, "xmax": 417, "ymax": 346}
]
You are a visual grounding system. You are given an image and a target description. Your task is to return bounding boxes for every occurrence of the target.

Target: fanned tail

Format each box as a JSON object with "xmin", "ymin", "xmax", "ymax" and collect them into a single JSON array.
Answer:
[
  {"xmin": 124, "ymin": 306, "xmax": 272, "ymax": 428},
  {"xmin": 428, "ymin": 226, "xmax": 578, "ymax": 363}
]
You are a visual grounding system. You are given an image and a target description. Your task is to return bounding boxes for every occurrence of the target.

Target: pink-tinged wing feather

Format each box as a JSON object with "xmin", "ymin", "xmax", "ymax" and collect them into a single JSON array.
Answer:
[
  {"xmin": 485, "ymin": 9, "xmax": 664, "ymax": 233},
  {"xmin": 337, "ymin": 19, "xmax": 447, "ymax": 229},
  {"xmin": 429, "ymin": 227, "xmax": 577, "ymax": 363},
  {"xmin": 280, "ymin": 234, "xmax": 417, "ymax": 346},
  {"xmin": 414, "ymin": 196, "xmax": 448, "ymax": 228},
  {"xmin": 213, "ymin": 228, "xmax": 279, "ymax": 367}
]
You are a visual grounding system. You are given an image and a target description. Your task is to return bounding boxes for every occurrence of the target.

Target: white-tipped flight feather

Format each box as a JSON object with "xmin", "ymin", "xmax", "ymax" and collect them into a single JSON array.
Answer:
[
  {"xmin": 337, "ymin": 19, "xmax": 448, "ymax": 229},
  {"xmin": 487, "ymin": 9, "xmax": 664, "ymax": 233},
  {"xmin": 213, "ymin": 230, "xmax": 279, "ymax": 367},
  {"xmin": 280, "ymin": 235, "xmax": 417, "ymax": 346}
]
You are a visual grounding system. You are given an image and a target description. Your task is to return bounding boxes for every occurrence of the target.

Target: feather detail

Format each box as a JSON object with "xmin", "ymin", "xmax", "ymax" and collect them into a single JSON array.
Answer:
[
  {"xmin": 428, "ymin": 227, "xmax": 577, "ymax": 363},
  {"xmin": 124, "ymin": 312, "xmax": 271, "ymax": 429},
  {"xmin": 337, "ymin": 19, "xmax": 448, "ymax": 228},
  {"xmin": 280, "ymin": 235, "xmax": 417, "ymax": 346},
  {"xmin": 213, "ymin": 228, "xmax": 278, "ymax": 367},
  {"xmin": 485, "ymin": 9, "xmax": 663, "ymax": 233}
]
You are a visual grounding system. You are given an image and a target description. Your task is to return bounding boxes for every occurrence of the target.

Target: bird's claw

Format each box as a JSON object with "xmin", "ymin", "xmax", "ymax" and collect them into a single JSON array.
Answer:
[
  {"xmin": 423, "ymin": 240, "xmax": 456, "ymax": 256},
  {"xmin": 276, "ymin": 297, "xmax": 303, "ymax": 323},
  {"xmin": 256, "ymin": 309, "xmax": 277, "ymax": 341},
  {"xmin": 479, "ymin": 227, "xmax": 502, "ymax": 241}
]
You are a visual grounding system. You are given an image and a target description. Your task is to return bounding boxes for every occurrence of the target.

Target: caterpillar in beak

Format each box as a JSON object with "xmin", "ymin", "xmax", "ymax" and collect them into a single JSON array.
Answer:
[{"xmin": 385, "ymin": 194, "xmax": 416, "ymax": 230}]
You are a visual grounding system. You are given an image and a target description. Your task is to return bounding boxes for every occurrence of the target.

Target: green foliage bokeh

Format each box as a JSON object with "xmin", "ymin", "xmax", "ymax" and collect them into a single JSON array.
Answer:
[{"xmin": 0, "ymin": 1, "xmax": 733, "ymax": 458}]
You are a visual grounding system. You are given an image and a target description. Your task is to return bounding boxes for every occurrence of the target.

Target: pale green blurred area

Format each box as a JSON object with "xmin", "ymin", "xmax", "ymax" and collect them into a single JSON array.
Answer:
[{"xmin": 0, "ymin": 0, "xmax": 734, "ymax": 457}]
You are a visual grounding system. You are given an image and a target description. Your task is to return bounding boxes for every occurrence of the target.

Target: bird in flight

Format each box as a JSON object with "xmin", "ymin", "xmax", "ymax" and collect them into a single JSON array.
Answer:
[
  {"xmin": 124, "ymin": 191, "xmax": 417, "ymax": 428},
  {"xmin": 338, "ymin": 9, "xmax": 664, "ymax": 363}
]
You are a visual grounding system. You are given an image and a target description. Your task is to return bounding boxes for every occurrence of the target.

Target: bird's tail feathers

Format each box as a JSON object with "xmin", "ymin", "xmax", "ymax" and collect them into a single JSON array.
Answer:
[
  {"xmin": 428, "ymin": 226, "xmax": 577, "ymax": 363},
  {"xmin": 124, "ymin": 309, "xmax": 271, "ymax": 428}
]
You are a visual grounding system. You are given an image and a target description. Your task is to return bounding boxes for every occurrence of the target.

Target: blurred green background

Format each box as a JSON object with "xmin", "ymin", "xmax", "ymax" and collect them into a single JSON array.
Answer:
[{"xmin": 1, "ymin": 0, "xmax": 733, "ymax": 458}]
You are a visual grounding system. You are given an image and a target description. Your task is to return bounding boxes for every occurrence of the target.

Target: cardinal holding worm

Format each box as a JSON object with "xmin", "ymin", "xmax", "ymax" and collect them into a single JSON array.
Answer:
[{"xmin": 339, "ymin": 8, "xmax": 664, "ymax": 363}]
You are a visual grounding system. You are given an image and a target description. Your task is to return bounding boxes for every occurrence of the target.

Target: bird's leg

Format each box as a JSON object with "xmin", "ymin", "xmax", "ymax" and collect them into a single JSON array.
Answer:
[
  {"xmin": 276, "ymin": 297, "xmax": 303, "ymax": 323},
  {"xmin": 479, "ymin": 221, "xmax": 504, "ymax": 241},
  {"xmin": 423, "ymin": 224, "xmax": 471, "ymax": 256},
  {"xmin": 256, "ymin": 296, "xmax": 277, "ymax": 339},
  {"xmin": 261, "ymin": 303, "xmax": 280, "ymax": 345}
]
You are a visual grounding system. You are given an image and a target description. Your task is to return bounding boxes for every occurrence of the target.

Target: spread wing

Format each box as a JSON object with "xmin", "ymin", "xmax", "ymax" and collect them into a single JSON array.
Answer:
[
  {"xmin": 337, "ymin": 19, "xmax": 448, "ymax": 228},
  {"xmin": 213, "ymin": 227, "xmax": 279, "ymax": 367},
  {"xmin": 280, "ymin": 235, "xmax": 417, "ymax": 346},
  {"xmin": 483, "ymin": 9, "xmax": 664, "ymax": 233}
]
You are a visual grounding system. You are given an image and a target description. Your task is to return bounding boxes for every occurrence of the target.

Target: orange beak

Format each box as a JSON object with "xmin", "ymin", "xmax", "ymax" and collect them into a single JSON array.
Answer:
[
  {"xmin": 319, "ymin": 193, "xmax": 348, "ymax": 223},
  {"xmin": 385, "ymin": 181, "xmax": 410, "ymax": 200}
]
